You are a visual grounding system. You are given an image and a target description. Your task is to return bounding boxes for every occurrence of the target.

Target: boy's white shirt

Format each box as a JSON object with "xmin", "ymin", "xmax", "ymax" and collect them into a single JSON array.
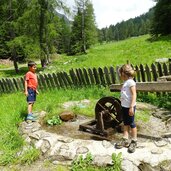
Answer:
[{"xmin": 120, "ymin": 79, "xmax": 136, "ymax": 108}]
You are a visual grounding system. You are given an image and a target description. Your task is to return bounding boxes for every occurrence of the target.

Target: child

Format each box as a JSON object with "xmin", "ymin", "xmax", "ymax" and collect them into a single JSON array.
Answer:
[
  {"xmin": 24, "ymin": 61, "xmax": 39, "ymax": 122},
  {"xmin": 115, "ymin": 64, "xmax": 137, "ymax": 153}
]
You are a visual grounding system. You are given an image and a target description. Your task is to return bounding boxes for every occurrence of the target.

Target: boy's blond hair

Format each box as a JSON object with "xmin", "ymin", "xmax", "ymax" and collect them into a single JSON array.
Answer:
[{"xmin": 119, "ymin": 64, "xmax": 136, "ymax": 77}]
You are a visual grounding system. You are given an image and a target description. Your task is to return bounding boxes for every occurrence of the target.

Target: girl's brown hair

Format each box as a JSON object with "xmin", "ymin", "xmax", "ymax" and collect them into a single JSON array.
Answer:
[{"xmin": 119, "ymin": 64, "xmax": 136, "ymax": 77}]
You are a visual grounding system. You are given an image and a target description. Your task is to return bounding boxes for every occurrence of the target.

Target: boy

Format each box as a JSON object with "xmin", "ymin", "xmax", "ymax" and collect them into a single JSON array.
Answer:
[{"xmin": 24, "ymin": 61, "xmax": 39, "ymax": 122}]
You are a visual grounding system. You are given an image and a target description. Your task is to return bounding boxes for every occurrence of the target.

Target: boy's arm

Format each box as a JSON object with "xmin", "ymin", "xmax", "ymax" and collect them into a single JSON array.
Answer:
[{"xmin": 24, "ymin": 80, "xmax": 28, "ymax": 96}]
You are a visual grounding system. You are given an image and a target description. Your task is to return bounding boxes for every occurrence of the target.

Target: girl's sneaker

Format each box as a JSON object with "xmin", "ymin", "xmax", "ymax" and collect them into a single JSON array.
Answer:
[
  {"xmin": 128, "ymin": 140, "xmax": 137, "ymax": 153},
  {"xmin": 115, "ymin": 138, "xmax": 129, "ymax": 149}
]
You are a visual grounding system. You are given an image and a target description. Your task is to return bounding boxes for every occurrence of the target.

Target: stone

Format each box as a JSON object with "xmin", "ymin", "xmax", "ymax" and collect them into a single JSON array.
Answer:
[
  {"xmin": 102, "ymin": 140, "xmax": 112, "ymax": 148},
  {"xmin": 59, "ymin": 111, "xmax": 76, "ymax": 121},
  {"xmin": 76, "ymin": 147, "xmax": 89, "ymax": 154},
  {"xmin": 154, "ymin": 140, "xmax": 168, "ymax": 147},
  {"xmin": 122, "ymin": 159, "xmax": 139, "ymax": 171},
  {"xmin": 93, "ymin": 155, "xmax": 112, "ymax": 166},
  {"xmin": 151, "ymin": 148, "xmax": 163, "ymax": 154}
]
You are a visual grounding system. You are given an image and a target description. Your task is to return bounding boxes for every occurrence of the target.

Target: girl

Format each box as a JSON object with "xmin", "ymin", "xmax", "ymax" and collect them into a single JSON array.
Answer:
[{"xmin": 115, "ymin": 64, "xmax": 137, "ymax": 153}]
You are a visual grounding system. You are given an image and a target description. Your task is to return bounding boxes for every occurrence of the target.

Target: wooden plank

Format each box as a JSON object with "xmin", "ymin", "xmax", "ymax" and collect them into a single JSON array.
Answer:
[
  {"xmin": 69, "ymin": 69, "xmax": 78, "ymax": 86},
  {"xmin": 37, "ymin": 75, "xmax": 43, "ymax": 90},
  {"xmin": 157, "ymin": 62, "xmax": 163, "ymax": 77},
  {"xmin": 140, "ymin": 64, "xmax": 146, "ymax": 82},
  {"xmin": 20, "ymin": 77, "xmax": 24, "ymax": 91},
  {"xmin": 163, "ymin": 63, "xmax": 168, "ymax": 76},
  {"xmin": 151, "ymin": 63, "xmax": 158, "ymax": 81},
  {"xmin": 83, "ymin": 68, "xmax": 90, "ymax": 85},
  {"xmin": 169, "ymin": 63, "xmax": 171, "ymax": 75},
  {"xmin": 44, "ymin": 74, "xmax": 51, "ymax": 89},
  {"xmin": 0, "ymin": 79, "xmax": 4, "ymax": 93},
  {"xmin": 57, "ymin": 72, "xmax": 64, "ymax": 88},
  {"xmin": 78, "ymin": 68, "xmax": 86, "ymax": 86},
  {"xmin": 145, "ymin": 64, "xmax": 151, "ymax": 82},
  {"xmin": 63, "ymin": 71, "xmax": 73, "ymax": 87},
  {"xmin": 39, "ymin": 74, "xmax": 47, "ymax": 90},
  {"xmin": 13, "ymin": 78, "xmax": 19, "ymax": 91},
  {"xmin": 110, "ymin": 81, "xmax": 171, "ymax": 92},
  {"xmin": 88, "ymin": 68, "xmax": 95, "ymax": 85},
  {"xmin": 104, "ymin": 67, "xmax": 111, "ymax": 85},
  {"xmin": 8, "ymin": 78, "xmax": 15, "ymax": 92},
  {"xmin": 98, "ymin": 67, "xmax": 105, "ymax": 86},
  {"xmin": 47, "ymin": 73, "xmax": 55, "ymax": 88},
  {"xmin": 75, "ymin": 69, "xmax": 82, "ymax": 86},
  {"xmin": 135, "ymin": 65, "xmax": 141, "ymax": 82},
  {"xmin": 93, "ymin": 67, "xmax": 100, "ymax": 85},
  {"xmin": 4, "ymin": 78, "xmax": 11, "ymax": 92},
  {"xmin": 52, "ymin": 73, "xmax": 60, "ymax": 89},
  {"xmin": 109, "ymin": 66, "xmax": 116, "ymax": 84},
  {"xmin": 60, "ymin": 72, "xmax": 68, "ymax": 88}
]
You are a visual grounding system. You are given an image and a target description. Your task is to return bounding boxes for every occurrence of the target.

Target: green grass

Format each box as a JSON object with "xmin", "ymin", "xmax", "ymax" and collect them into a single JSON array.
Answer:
[
  {"xmin": 1, "ymin": 34, "xmax": 171, "ymax": 77},
  {"xmin": 0, "ymin": 86, "xmax": 116, "ymax": 165}
]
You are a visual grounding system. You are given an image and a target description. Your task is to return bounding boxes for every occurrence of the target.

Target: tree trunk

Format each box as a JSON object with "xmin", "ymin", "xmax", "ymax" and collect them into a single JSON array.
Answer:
[{"xmin": 9, "ymin": 0, "xmax": 19, "ymax": 73}]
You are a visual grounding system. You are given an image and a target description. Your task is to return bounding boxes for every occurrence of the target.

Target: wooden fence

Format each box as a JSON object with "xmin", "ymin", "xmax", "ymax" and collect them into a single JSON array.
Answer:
[{"xmin": 0, "ymin": 62, "xmax": 171, "ymax": 93}]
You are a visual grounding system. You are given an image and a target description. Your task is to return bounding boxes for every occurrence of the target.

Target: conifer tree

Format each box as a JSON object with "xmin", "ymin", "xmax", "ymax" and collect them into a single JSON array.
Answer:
[
  {"xmin": 151, "ymin": 0, "xmax": 171, "ymax": 36},
  {"xmin": 69, "ymin": 0, "xmax": 97, "ymax": 55}
]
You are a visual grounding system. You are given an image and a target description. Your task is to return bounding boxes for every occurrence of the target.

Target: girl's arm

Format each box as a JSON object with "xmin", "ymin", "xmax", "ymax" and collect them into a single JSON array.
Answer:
[{"xmin": 129, "ymin": 85, "xmax": 136, "ymax": 116}]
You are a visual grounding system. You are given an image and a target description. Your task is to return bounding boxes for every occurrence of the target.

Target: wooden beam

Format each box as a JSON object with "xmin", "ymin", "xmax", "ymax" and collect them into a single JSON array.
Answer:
[{"xmin": 110, "ymin": 81, "xmax": 171, "ymax": 92}]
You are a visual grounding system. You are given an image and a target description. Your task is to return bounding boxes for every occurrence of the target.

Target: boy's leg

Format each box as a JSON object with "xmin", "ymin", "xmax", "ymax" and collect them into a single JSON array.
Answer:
[{"xmin": 28, "ymin": 103, "xmax": 33, "ymax": 114}]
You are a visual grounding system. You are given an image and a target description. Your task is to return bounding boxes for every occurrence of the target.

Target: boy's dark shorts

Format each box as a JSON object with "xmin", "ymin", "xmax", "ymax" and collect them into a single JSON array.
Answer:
[
  {"xmin": 27, "ymin": 88, "xmax": 36, "ymax": 103},
  {"xmin": 122, "ymin": 106, "xmax": 136, "ymax": 128}
]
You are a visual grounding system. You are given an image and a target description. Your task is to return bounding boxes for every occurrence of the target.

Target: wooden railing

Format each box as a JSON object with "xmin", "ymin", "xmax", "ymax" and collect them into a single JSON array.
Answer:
[{"xmin": 0, "ymin": 62, "xmax": 171, "ymax": 93}]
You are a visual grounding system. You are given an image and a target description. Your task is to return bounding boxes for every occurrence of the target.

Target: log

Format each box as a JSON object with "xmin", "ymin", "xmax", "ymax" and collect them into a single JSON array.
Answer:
[{"xmin": 110, "ymin": 81, "xmax": 171, "ymax": 92}]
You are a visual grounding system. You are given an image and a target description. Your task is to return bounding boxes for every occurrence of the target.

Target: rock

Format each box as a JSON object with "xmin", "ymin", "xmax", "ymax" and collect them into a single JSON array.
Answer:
[
  {"xmin": 154, "ymin": 140, "xmax": 168, "ymax": 147},
  {"xmin": 59, "ymin": 111, "xmax": 76, "ymax": 121},
  {"xmin": 76, "ymin": 147, "xmax": 89, "ymax": 154},
  {"xmin": 151, "ymin": 148, "xmax": 163, "ymax": 154},
  {"xmin": 93, "ymin": 155, "xmax": 112, "ymax": 166},
  {"xmin": 102, "ymin": 140, "xmax": 112, "ymax": 148},
  {"xmin": 122, "ymin": 159, "xmax": 139, "ymax": 171}
]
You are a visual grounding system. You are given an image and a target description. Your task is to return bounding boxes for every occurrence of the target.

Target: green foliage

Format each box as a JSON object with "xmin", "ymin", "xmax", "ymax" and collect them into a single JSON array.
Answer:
[
  {"xmin": 138, "ymin": 93, "xmax": 171, "ymax": 110},
  {"xmin": 151, "ymin": 0, "xmax": 171, "ymax": 36},
  {"xmin": 98, "ymin": 8, "xmax": 154, "ymax": 42},
  {"xmin": 71, "ymin": 153, "xmax": 93, "ymax": 171},
  {"xmin": 69, "ymin": 0, "xmax": 98, "ymax": 55},
  {"xmin": 47, "ymin": 115, "xmax": 62, "ymax": 126},
  {"xmin": 105, "ymin": 153, "xmax": 122, "ymax": 171},
  {"xmin": 71, "ymin": 152, "xmax": 122, "ymax": 171}
]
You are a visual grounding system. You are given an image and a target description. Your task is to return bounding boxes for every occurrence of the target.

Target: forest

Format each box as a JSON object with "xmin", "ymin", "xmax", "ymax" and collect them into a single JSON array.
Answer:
[{"xmin": 0, "ymin": 0, "xmax": 171, "ymax": 72}]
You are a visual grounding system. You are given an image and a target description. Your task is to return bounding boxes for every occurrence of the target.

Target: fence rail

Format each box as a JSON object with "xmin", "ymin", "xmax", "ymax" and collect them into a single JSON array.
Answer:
[{"xmin": 0, "ymin": 62, "xmax": 171, "ymax": 93}]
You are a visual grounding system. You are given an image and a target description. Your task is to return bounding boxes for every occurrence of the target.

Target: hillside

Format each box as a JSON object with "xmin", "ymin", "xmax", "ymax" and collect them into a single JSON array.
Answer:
[
  {"xmin": 0, "ymin": 34, "xmax": 171, "ymax": 78},
  {"xmin": 46, "ymin": 34, "xmax": 171, "ymax": 73}
]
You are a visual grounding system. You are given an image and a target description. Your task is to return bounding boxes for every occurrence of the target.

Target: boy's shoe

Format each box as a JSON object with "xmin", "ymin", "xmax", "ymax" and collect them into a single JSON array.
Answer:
[
  {"xmin": 128, "ymin": 140, "xmax": 137, "ymax": 153},
  {"xmin": 115, "ymin": 138, "xmax": 129, "ymax": 149},
  {"xmin": 32, "ymin": 113, "xmax": 39, "ymax": 119},
  {"xmin": 26, "ymin": 114, "xmax": 36, "ymax": 123}
]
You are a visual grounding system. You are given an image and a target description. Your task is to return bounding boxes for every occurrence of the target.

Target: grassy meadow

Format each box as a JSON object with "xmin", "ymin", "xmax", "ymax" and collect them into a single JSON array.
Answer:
[
  {"xmin": 1, "ymin": 34, "xmax": 171, "ymax": 77},
  {"xmin": 0, "ymin": 34, "xmax": 171, "ymax": 167}
]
